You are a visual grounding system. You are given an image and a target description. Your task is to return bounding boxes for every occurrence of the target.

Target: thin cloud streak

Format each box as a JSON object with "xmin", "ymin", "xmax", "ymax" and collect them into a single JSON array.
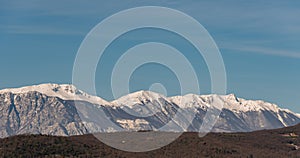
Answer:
[
  {"xmin": 221, "ymin": 43, "xmax": 300, "ymax": 59},
  {"xmin": 0, "ymin": 25, "xmax": 87, "ymax": 36}
]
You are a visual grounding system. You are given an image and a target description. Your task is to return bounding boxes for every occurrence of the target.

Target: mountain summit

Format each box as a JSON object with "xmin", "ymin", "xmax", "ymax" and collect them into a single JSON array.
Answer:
[
  {"xmin": 0, "ymin": 83, "xmax": 110, "ymax": 105},
  {"xmin": 0, "ymin": 83, "xmax": 299, "ymax": 138}
]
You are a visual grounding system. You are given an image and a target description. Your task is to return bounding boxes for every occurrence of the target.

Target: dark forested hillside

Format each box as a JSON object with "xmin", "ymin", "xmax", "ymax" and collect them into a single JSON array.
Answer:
[{"xmin": 1, "ymin": 124, "xmax": 300, "ymax": 158}]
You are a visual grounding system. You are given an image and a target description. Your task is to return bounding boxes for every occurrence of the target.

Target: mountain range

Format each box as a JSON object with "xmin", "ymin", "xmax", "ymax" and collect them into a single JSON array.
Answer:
[{"xmin": 0, "ymin": 83, "xmax": 299, "ymax": 138}]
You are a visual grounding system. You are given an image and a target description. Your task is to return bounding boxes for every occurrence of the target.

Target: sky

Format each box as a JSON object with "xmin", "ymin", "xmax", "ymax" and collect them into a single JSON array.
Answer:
[{"xmin": 0, "ymin": 0, "xmax": 300, "ymax": 112}]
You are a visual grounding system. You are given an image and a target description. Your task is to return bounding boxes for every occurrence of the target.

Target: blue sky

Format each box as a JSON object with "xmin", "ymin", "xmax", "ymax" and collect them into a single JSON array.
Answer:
[{"xmin": 1, "ymin": 0, "xmax": 300, "ymax": 112}]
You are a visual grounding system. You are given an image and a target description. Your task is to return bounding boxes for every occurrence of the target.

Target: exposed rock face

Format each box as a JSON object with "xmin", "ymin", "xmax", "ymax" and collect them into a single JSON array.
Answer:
[
  {"xmin": 0, "ymin": 84, "xmax": 300, "ymax": 138},
  {"xmin": 0, "ymin": 91, "xmax": 87, "ymax": 138}
]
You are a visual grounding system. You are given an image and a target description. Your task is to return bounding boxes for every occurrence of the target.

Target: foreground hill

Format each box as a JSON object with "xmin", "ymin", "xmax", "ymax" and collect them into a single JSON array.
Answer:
[
  {"xmin": 1, "ymin": 83, "xmax": 300, "ymax": 138},
  {"xmin": 1, "ymin": 123, "xmax": 300, "ymax": 157}
]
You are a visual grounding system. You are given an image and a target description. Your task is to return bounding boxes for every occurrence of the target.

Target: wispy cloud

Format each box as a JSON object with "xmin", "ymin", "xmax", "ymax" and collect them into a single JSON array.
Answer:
[
  {"xmin": 221, "ymin": 43, "xmax": 300, "ymax": 59},
  {"xmin": 1, "ymin": 0, "xmax": 300, "ymax": 59},
  {"xmin": 0, "ymin": 24, "xmax": 86, "ymax": 36}
]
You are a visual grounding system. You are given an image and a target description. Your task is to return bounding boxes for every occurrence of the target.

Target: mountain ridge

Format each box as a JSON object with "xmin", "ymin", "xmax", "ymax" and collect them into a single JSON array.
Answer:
[
  {"xmin": 0, "ymin": 83, "xmax": 300, "ymax": 138},
  {"xmin": 0, "ymin": 83, "xmax": 295, "ymax": 114}
]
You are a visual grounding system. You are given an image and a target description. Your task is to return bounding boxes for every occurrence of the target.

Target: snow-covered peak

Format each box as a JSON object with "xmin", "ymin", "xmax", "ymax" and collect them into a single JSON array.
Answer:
[
  {"xmin": 111, "ymin": 90, "xmax": 168, "ymax": 106},
  {"xmin": 207, "ymin": 94, "xmax": 289, "ymax": 113},
  {"xmin": 222, "ymin": 93, "xmax": 239, "ymax": 102},
  {"xmin": 0, "ymin": 83, "xmax": 110, "ymax": 105},
  {"xmin": 170, "ymin": 93, "xmax": 292, "ymax": 113},
  {"xmin": 170, "ymin": 94, "xmax": 207, "ymax": 108}
]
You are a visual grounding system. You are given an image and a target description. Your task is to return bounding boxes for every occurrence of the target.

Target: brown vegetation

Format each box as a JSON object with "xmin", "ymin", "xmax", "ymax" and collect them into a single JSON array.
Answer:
[{"xmin": 1, "ymin": 124, "xmax": 300, "ymax": 157}]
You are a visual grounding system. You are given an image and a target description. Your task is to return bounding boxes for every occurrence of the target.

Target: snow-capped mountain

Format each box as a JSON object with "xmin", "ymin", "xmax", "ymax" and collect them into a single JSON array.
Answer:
[
  {"xmin": 0, "ymin": 83, "xmax": 110, "ymax": 105},
  {"xmin": 0, "ymin": 83, "xmax": 299, "ymax": 138}
]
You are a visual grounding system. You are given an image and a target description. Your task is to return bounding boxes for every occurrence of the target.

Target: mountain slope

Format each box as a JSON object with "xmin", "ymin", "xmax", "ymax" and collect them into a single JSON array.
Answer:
[
  {"xmin": 170, "ymin": 93, "xmax": 300, "ymax": 132},
  {"xmin": 0, "ymin": 83, "xmax": 299, "ymax": 138},
  {"xmin": 0, "ymin": 91, "xmax": 89, "ymax": 138}
]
